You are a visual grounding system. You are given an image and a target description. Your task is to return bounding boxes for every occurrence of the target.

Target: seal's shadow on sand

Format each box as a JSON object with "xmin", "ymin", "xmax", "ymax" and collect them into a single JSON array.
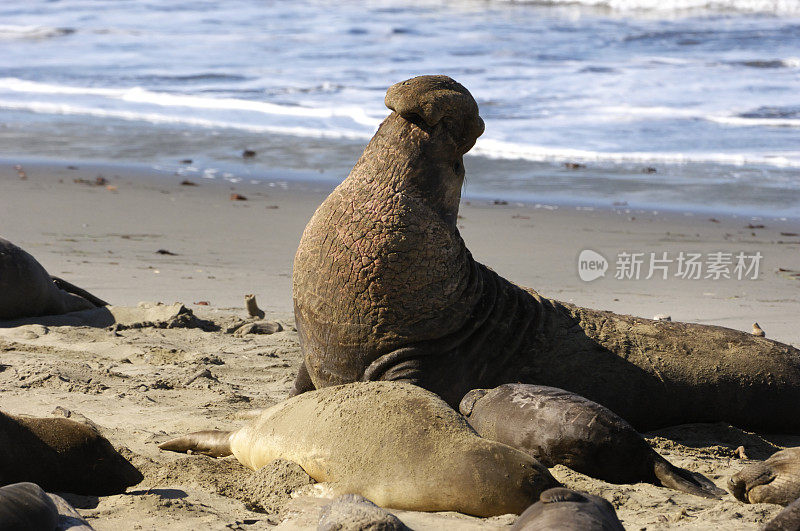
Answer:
[
  {"xmin": 127, "ymin": 489, "xmax": 188, "ymax": 501},
  {"xmin": 0, "ymin": 307, "xmax": 117, "ymax": 329},
  {"xmin": 0, "ymin": 303, "xmax": 216, "ymax": 331}
]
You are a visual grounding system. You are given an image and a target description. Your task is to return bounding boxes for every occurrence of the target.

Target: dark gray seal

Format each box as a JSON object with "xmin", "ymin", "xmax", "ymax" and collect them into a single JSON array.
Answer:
[
  {"xmin": 0, "ymin": 238, "xmax": 107, "ymax": 321},
  {"xmin": 291, "ymin": 74, "xmax": 800, "ymax": 433},
  {"xmin": 0, "ymin": 482, "xmax": 94, "ymax": 530},
  {"xmin": 0, "ymin": 482, "xmax": 58, "ymax": 530},
  {"xmin": 459, "ymin": 384, "xmax": 723, "ymax": 499},
  {"xmin": 510, "ymin": 488, "xmax": 624, "ymax": 531},
  {"xmin": 0, "ymin": 411, "xmax": 143, "ymax": 495},
  {"xmin": 730, "ymin": 447, "xmax": 800, "ymax": 505}
]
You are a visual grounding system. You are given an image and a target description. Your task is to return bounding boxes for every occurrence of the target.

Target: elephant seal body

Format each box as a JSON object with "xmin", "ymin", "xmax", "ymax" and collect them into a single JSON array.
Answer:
[
  {"xmin": 763, "ymin": 496, "xmax": 800, "ymax": 531},
  {"xmin": 0, "ymin": 411, "xmax": 143, "ymax": 495},
  {"xmin": 510, "ymin": 488, "xmax": 624, "ymax": 531},
  {"xmin": 730, "ymin": 447, "xmax": 800, "ymax": 505},
  {"xmin": 291, "ymin": 74, "xmax": 800, "ymax": 433},
  {"xmin": 459, "ymin": 384, "xmax": 723, "ymax": 498},
  {"xmin": 0, "ymin": 238, "xmax": 106, "ymax": 321},
  {"xmin": 160, "ymin": 381, "xmax": 560, "ymax": 517}
]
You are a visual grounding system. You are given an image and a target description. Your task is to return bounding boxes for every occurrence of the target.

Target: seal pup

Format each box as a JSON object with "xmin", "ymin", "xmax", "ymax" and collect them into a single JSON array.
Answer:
[
  {"xmin": 729, "ymin": 447, "xmax": 800, "ymax": 505},
  {"xmin": 510, "ymin": 488, "xmax": 624, "ymax": 531},
  {"xmin": 0, "ymin": 238, "xmax": 107, "ymax": 321},
  {"xmin": 291, "ymin": 74, "xmax": 800, "ymax": 433},
  {"xmin": 159, "ymin": 381, "xmax": 560, "ymax": 517},
  {"xmin": 459, "ymin": 384, "xmax": 723, "ymax": 499},
  {"xmin": 763, "ymin": 496, "xmax": 800, "ymax": 531},
  {"xmin": 0, "ymin": 411, "xmax": 143, "ymax": 495}
]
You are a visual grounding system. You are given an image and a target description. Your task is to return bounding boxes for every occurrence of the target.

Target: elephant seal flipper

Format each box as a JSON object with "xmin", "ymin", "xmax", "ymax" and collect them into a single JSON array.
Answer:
[
  {"xmin": 729, "ymin": 447, "xmax": 800, "ymax": 505},
  {"xmin": 158, "ymin": 430, "xmax": 233, "ymax": 458},
  {"xmin": 652, "ymin": 456, "xmax": 725, "ymax": 500},
  {"xmin": 460, "ymin": 384, "xmax": 724, "ymax": 499},
  {"xmin": 51, "ymin": 276, "xmax": 108, "ymax": 308}
]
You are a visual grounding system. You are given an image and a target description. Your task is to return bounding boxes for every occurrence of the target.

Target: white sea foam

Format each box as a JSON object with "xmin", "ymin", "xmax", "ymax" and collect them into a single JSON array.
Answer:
[
  {"xmin": 0, "ymin": 78, "xmax": 382, "ymax": 128},
  {"xmin": 0, "ymin": 25, "xmax": 74, "ymax": 40},
  {"xmin": 0, "ymin": 99, "xmax": 375, "ymax": 142},
  {"xmin": 472, "ymin": 138, "xmax": 800, "ymax": 168},
  {"xmin": 494, "ymin": 0, "xmax": 800, "ymax": 14},
  {"xmin": 595, "ymin": 105, "xmax": 800, "ymax": 128}
]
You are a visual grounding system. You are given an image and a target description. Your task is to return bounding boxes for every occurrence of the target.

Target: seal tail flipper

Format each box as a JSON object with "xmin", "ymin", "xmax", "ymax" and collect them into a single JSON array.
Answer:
[
  {"xmin": 51, "ymin": 276, "xmax": 109, "ymax": 307},
  {"xmin": 653, "ymin": 454, "xmax": 725, "ymax": 499},
  {"xmin": 158, "ymin": 430, "xmax": 233, "ymax": 458}
]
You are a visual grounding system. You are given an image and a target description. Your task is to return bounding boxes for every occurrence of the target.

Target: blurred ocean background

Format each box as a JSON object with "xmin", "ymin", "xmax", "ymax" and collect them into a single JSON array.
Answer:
[{"xmin": 0, "ymin": 0, "xmax": 798, "ymax": 215}]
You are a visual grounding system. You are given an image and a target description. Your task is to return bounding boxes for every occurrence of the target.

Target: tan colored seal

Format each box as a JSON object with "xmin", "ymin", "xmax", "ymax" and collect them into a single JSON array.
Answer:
[{"xmin": 160, "ymin": 381, "xmax": 560, "ymax": 517}]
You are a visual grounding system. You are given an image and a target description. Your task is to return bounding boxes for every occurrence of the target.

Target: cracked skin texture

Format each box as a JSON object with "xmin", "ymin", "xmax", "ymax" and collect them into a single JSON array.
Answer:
[{"xmin": 292, "ymin": 75, "xmax": 800, "ymax": 433}]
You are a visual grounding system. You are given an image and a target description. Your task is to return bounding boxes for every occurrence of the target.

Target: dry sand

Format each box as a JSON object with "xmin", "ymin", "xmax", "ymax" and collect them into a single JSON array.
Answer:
[{"xmin": 1, "ymin": 160, "xmax": 798, "ymax": 530}]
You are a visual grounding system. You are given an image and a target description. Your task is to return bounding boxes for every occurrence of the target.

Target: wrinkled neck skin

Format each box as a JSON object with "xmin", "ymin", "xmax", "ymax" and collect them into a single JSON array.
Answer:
[
  {"xmin": 293, "ymin": 112, "xmax": 557, "ymax": 403},
  {"xmin": 293, "ymin": 113, "xmax": 479, "ymax": 388},
  {"xmin": 353, "ymin": 112, "xmax": 465, "ymax": 229}
]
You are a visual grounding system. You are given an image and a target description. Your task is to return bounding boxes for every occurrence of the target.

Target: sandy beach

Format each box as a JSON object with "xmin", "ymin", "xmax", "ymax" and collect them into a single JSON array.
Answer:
[{"xmin": 1, "ymin": 159, "xmax": 799, "ymax": 530}]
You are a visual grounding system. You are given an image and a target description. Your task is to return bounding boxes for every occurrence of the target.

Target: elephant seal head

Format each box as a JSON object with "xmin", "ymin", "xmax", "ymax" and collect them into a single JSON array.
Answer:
[
  {"xmin": 366, "ymin": 75, "xmax": 485, "ymax": 230},
  {"xmin": 385, "ymin": 75, "xmax": 484, "ymax": 155}
]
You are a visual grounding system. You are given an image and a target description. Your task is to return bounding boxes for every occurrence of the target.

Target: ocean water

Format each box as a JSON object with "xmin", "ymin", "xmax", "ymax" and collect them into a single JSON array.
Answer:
[{"xmin": 0, "ymin": 0, "xmax": 798, "ymax": 215}]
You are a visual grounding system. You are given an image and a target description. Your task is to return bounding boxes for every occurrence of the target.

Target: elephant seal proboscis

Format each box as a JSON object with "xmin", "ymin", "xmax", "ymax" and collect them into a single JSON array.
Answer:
[
  {"xmin": 730, "ymin": 447, "xmax": 800, "ymax": 505},
  {"xmin": 159, "ymin": 381, "xmax": 560, "ymax": 517},
  {"xmin": 510, "ymin": 488, "xmax": 624, "ymax": 531},
  {"xmin": 291, "ymin": 74, "xmax": 800, "ymax": 433},
  {"xmin": 459, "ymin": 384, "xmax": 724, "ymax": 499},
  {"xmin": 0, "ymin": 482, "xmax": 94, "ymax": 531},
  {"xmin": 763, "ymin": 496, "xmax": 800, "ymax": 531},
  {"xmin": 0, "ymin": 238, "xmax": 107, "ymax": 321},
  {"xmin": 0, "ymin": 411, "xmax": 143, "ymax": 495}
]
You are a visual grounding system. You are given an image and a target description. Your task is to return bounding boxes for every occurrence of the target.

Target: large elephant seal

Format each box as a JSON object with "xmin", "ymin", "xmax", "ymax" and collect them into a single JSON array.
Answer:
[
  {"xmin": 763, "ymin": 496, "xmax": 800, "ymax": 531},
  {"xmin": 0, "ymin": 482, "xmax": 94, "ymax": 530},
  {"xmin": 510, "ymin": 488, "xmax": 624, "ymax": 531},
  {"xmin": 159, "ymin": 381, "xmax": 560, "ymax": 517},
  {"xmin": 291, "ymin": 74, "xmax": 800, "ymax": 433},
  {"xmin": 729, "ymin": 447, "xmax": 800, "ymax": 505},
  {"xmin": 459, "ymin": 384, "xmax": 724, "ymax": 499},
  {"xmin": 0, "ymin": 238, "xmax": 107, "ymax": 321},
  {"xmin": 0, "ymin": 411, "xmax": 143, "ymax": 495}
]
